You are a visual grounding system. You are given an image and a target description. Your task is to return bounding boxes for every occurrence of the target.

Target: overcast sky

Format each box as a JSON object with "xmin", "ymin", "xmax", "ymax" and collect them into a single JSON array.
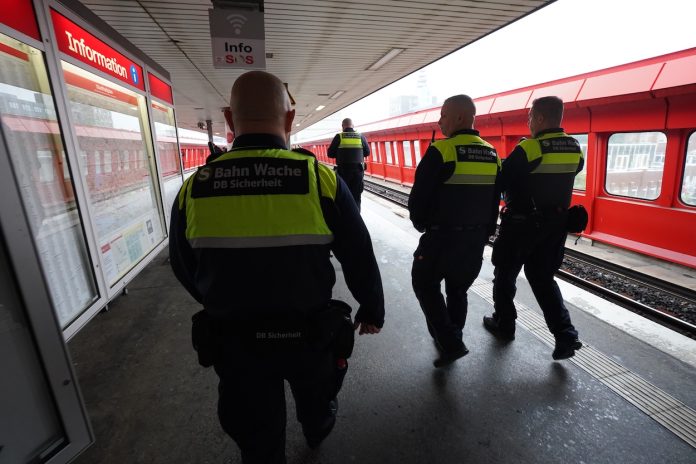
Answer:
[{"xmin": 292, "ymin": 0, "xmax": 696, "ymax": 143}]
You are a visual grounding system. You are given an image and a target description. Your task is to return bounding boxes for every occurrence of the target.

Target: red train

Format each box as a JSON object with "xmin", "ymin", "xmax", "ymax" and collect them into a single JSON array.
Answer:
[{"xmin": 304, "ymin": 48, "xmax": 696, "ymax": 269}]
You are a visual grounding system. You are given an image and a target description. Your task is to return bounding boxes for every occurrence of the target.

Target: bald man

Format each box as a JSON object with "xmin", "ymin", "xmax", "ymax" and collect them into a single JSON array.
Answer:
[
  {"xmin": 169, "ymin": 71, "xmax": 384, "ymax": 463},
  {"xmin": 483, "ymin": 96, "xmax": 584, "ymax": 360},
  {"xmin": 327, "ymin": 117, "xmax": 370, "ymax": 209},
  {"xmin": 408, "ymin": 94, "xmax": 501, "ymax": 368}
]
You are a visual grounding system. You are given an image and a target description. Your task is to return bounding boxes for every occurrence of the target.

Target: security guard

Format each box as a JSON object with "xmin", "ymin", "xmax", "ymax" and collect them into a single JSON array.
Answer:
[
  {"xmin": 169, "ymin": 71, "xmax": 384, "ymax": 464},
  {"xmin": 327, "ymin": 118, "xmax": 370, "ymax": 209},
  {"xmin": 409, "ymin": 94, "xmax": 501, "ymax": 368},
  {"xmin": 483, "ymin": 96, "xmax": 584, "ymax": 360}
]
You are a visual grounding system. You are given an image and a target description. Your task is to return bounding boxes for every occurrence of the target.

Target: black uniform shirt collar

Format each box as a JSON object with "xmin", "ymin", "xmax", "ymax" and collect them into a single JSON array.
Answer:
[
  {"xmin": 343, "ymin": 127, "xmax": 356, "ymax": 132},
  {"xmin": 534, "ymin": 127, "xmax": 565, "ymax": 137},
  {"xmin": 450, "ymin": 128, "xmax": 480, "ymax": 137},
  {"xmin": 232, "ymin": 133, "xmax": 287, "ymax": 149}
]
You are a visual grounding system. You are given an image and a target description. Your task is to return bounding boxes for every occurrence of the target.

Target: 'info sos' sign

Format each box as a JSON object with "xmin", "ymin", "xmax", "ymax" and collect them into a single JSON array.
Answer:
[{"xmin": 209, "ymin": 8, "xmax": 266, "ymax": 70}]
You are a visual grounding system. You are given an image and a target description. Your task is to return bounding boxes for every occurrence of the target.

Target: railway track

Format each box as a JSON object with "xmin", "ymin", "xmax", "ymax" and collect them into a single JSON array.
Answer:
[{"xmin": 363, "ymin": 178, "xmax": 696, "ymax": 338}]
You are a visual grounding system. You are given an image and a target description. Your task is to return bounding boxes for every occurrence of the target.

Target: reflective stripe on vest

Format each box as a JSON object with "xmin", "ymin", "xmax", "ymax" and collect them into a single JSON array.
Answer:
[
  {"xmin": 337, "ymin": 132, "xmax": 364, "ymax": 164},
  {"xmin": 521, "ymin": 132, "xmax": 584, "ymax": 175},
  {"xmin": 183, "ymin": 149, "xmax": 335, "ymax": 248},
  {"xmin": 432, "ymin": 134, "xmax": 500, "ymax": 185}
]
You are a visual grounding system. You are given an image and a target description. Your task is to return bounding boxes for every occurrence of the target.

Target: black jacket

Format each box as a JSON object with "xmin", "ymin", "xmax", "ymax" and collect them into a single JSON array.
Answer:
[
  {"xmin": 408, "ymin": 129, "xmax": 501, "ymax": 232},
  {"xmin": 169, "ymin": 133, "xmax": 385, "ymax": 327},
  {"xmin": 327, "ymin": 128, "xmax": 370, "ymax": 164}
]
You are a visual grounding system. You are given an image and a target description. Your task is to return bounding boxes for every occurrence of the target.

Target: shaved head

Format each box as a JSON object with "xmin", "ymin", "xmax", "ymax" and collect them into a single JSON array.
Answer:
[
  {"xmin": 226, "ymin": 71, "xmax": 294, "ymax": 141},
  {"xmin": 438, "ymin": 94, "xmax": 476, "ymax": 137},
  {"xmin": 342, "ymin": 118, "xmax": 353, "ymax": 129}
]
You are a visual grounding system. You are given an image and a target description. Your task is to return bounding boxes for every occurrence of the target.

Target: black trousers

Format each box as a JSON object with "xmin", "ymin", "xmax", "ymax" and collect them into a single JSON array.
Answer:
[
  {"xmin": 491, "ymin": 213, "xmax": 578, "ymax": 342},
  {"xmin": 411, "ymin": 229, "xmax": 488, "ymax": 352},
  {"xmin": 336, "ymin": 164, "xmax": 364, "ymax": 210},
  {"xmin": 214, "ymin": 344, "xmax": 344, "ymax": 464}
]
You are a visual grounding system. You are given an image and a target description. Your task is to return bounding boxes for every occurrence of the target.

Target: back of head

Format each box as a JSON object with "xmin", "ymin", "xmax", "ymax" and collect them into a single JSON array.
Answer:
[
  {"xmin": 440, "ymin": 94, "xmax": 476, "ymax": 136},
  {"xmin": 531, "ymin": 96, "xmax": 564, "ymax": 128},
  {"xmin": 229, "ymin": 71, "xmax": 292, "ymax": 138},
  {"xmin": 342, "ymin": 118, "xmax": 353, "ymax": 130}
]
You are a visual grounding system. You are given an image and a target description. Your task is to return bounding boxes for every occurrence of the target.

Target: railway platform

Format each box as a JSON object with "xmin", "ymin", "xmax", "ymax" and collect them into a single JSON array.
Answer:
[{"xmin": 68, "ymin": 194, "xmax": 696, "ymax": 464}]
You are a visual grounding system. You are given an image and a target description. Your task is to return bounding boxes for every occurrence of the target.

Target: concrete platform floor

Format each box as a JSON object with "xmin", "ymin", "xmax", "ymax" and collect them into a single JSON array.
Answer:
[{"xmin": 68, "ymin": 196, "xmax": 696, "ymax": 464}]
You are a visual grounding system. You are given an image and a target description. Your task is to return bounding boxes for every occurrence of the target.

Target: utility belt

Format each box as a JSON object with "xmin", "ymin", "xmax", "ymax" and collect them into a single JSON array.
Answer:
[
  {"xmin": 426, "ymin": 224, "xmax": 484, "ymax": 232},
  {"xmin": 501, "ymin": 204, "xmax": 586, "ymax": 233},
  {"xmin": 191, "ymin": 300, "xmax": 355, "ymax": 368}
]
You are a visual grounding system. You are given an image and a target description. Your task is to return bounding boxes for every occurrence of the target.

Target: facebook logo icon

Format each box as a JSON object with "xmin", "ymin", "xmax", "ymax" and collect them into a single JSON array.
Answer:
[{"xmin": 130, "ymin": 65, "xmax": 139, "ymax": 84}]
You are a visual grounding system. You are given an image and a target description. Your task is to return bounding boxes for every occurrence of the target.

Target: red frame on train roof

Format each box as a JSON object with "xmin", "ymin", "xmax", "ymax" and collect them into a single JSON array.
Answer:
[{"xmin": 304, "ymin": 48, "xmax": 696, "ymax": 269}]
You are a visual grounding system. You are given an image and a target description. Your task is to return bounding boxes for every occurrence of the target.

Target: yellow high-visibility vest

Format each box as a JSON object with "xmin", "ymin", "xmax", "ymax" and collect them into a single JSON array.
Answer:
[
  {"xmin": 179, "ymin": 148, "xmax": 336, "ymax": 248},
  {"xmin": 521, "ymin": 132, "xmax": 584, "ymax": 174},
  {"xmin": 337, "ymin": 131, "xmax": 365, "ymax": 164},
  {"xmin": 432, "ymin": 134, "xmax": 500, "ymax": 185}
]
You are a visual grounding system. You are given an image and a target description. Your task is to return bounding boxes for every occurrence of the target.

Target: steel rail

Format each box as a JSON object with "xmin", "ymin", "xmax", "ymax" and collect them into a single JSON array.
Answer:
[{"xmin": 363, "ymin": 178, "xmax": 696, "ymax": 338}]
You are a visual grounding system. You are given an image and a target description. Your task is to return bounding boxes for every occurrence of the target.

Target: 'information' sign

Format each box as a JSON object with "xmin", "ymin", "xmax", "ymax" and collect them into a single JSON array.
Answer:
[{"xmin": 209, "ymin": 8, "xmax": 266, "ymax": 69}]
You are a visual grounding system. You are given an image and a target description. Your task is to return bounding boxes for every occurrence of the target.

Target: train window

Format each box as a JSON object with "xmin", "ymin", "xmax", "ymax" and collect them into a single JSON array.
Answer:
[
  {"xmin": 682, "ymin": 132, "xmax": 696, "ymax": 206},
  {"xmin": 414, "ymin": 140, "xmax": 422, "ymax": 163},
  {"xmin": 61, "ymin": 60, "xmax": 165, "ymax": 286},
  {"xmin": 385, "ymin": 141, "xmax": 393, "ymax": 164},
  {"xmin": 403, "ymin": 141, "xmax": 413, "ymax": 167},
  {"xmin": 606, "ymin": 132, "xmax": 666, "ymax": 200},
  {"xmin": 0, "ymin": 33, "xmax": 97, "ymax": 327},
  {"xmin": 104, "ymin": 150, "xmax": 112, "ymax": 173},
  {"xmin": 571, "ymin": 134, "xmax": 588, "ymax": 190},
  {"xmin": 392, "ymin": 141, "xmax": 400, "ymax": 166}
]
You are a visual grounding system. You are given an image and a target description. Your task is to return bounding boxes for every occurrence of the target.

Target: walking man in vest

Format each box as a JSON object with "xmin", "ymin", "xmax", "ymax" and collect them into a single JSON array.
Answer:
[
  {"xmin": 483, "ymin": 96, "xmax": 584, "ymax": 360},
  {"xmin": 409, "ymin": 94, "xmax": 501, "ymax": 368},
  {"xmin": 169, "ymin": 71, "xmax": 384, "ymax": 463},
  {"xmin": 327, "ymin": 118, "xmax": 370, "ymax": 209}
]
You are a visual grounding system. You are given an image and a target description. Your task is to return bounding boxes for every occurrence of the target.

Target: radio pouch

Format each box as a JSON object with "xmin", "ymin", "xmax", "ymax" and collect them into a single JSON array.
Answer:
[
  {"xmin": 566, "ymin": 204, "xmax": 589, "ymax": 233},
  {"xmin": 191, "ymin": 310, "xmax": 219, "ymax": 368}
]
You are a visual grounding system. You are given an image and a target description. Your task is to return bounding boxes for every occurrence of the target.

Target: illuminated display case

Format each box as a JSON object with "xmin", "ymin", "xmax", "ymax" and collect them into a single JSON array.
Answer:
[{"xmin": 0, "ymin": 0, "xmax": 183, "ymax": 337}]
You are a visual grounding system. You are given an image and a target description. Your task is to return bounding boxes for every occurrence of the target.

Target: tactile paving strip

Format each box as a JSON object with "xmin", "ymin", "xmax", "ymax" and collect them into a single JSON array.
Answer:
[{"xmin": 470, "ymin": 279, "xmax": 696, "ymax": 449}]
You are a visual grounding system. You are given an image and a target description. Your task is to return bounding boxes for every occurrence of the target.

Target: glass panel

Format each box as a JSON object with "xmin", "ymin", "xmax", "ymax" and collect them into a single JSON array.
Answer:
[
  {"xmin": 392, "ymin": 142, "xmax": 400, "ymax": 166},
  {"xmin": 61, "ymin": 61, "xmax": 165, "ymax": 286},
  {"xmin": 0, "ymin": 33, "xmax": 97, "ymax": 327},
  {"xmin": 384, "ymin": 141, "xmax": 393, "ymax": 164},
  {"xmin": 403, "ymin": 141, "xmax": 413, "ymax": 167},
  {"xmin": 682, "ymin": 132, "xmax": 696, "ymax": 207},
  {"xmin": 0, "ymin": 239, "xmax": 66, "ymax": 462},
  {"xmin": 572, "ymin": 134, "xmax": 588, "ymax": 191},
  {"xmin": 370, "ymin": 142, "xmax": 378, "ymax": 162},
  {"xmin": 606, "ymin": 132, "xmax": 666, "ymax": 200},
  {"xmin": 151, "ymin": 102, "xmax": 182, "ymax": 216},
  {"xmin": 414, "ymin": 140, "xmax": 422, "ymax": 163}
]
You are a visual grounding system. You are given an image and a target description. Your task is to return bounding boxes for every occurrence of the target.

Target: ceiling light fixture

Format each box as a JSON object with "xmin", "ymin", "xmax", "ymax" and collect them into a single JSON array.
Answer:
[
  {"xmin": 295, "ymin": 123, "xmax": 301, "ymax": 127},
  {"xmin": 366, "ymin": 48, "xmax": 405, "ymax": 71},
  {"xmin": 329, "ymin": 90, "xmax": 345, "ymax": 99},
  {"xmin": 315, "ymin": 105, "xmax": 325, "ymax": 111}
]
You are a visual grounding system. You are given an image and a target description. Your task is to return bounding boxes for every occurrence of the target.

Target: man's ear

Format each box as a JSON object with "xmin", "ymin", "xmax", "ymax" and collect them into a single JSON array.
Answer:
[
  {"xmin": 285, "ymin": 108, "xmax": 295, "ymax": 134},
  {"xmin": 224, "ymin": 107, "xmax": 234, "ymax": 132}
]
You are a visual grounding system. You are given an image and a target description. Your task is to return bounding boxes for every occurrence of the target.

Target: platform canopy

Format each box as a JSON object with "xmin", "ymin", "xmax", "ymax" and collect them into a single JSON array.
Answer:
[{"xmin": 77, "ymin": 0, "xmax": 552, "ymax": 134}]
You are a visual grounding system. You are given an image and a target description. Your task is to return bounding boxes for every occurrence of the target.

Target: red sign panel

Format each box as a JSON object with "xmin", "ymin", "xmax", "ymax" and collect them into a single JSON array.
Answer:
[
  {"xmin": 148, "ymin": 73, "xmax": 173, "ymax": 104},
  {"xmin": 63, "ymin": 69, "xmax": 138, "ymax": 106},
  {"xmin": 1, "ymin": 0, "xmax": 41, "ymax": 41},
  {"xmin": 50, "ymin": 9, "xmax": 145, "ymax": 91}
]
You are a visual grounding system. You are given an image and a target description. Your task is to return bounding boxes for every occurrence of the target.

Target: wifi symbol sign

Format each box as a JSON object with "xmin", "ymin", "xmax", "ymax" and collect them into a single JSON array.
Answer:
[{"xmin": 226, "ymin": 14, "xmax": 247, "ymax": 35}]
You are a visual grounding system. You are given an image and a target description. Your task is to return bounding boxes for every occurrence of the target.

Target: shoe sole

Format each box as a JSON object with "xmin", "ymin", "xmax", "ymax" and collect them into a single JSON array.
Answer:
[
  {"xmin": 553, "ymin": 340, "xmax": 582, "ymax": 360},
  {"xmin": 482, "ymin": 318, "xmax": 515, "ymax": 341},
  {"xmin": 433, "ymin": 348, "xmax": 469, "ymax": 368}
]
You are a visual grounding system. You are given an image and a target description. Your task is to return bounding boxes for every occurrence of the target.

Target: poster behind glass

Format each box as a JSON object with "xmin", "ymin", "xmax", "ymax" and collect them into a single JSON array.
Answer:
[
  {"xmin": 0, "ymin": 33, "xmax": 97, "ymax": 327},
  {"xmin": 61, "ymin": 61, "xmax": 165, "ymax": 286}
]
